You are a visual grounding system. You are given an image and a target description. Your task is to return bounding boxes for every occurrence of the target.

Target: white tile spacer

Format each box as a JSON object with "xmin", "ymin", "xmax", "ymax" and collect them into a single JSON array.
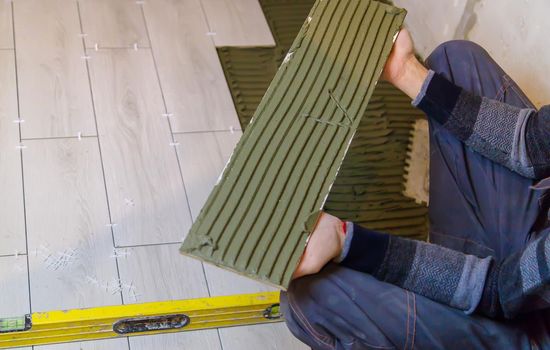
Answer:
[
  {"xmin": 81, "ymin": 55, "xmax": 91, "ymax": 60},
  {"xmin": 77, "ymin": 131, "xmax": 82, "ymax": 140},
  {"xmin": 133, "ymin": 42, "xmax": 139, "ymax": 51},
  {"xmin": 13, "ymin": 119, "xmax": 25, "ymax": 124},
  {"xmin": 16, "ymin": 143, "xmax": 26, "ymax": 150},
  {"xmin": 106, "ymin": 223, "xmax": 118, "ymax": 228},
  {"xmin": 135, "ymin": 0, "xmax": 145, "ymax": 4},
  {"xmin": 94, "ymin": 43, "xmax": 99, "ymax": 51},
  {"xmin": 14, "ymin": 250, "xmax": 19, "ymax": 258},
  {"xmin": 162, "ymin": 112, "xmax": 174, "ymax": 118},
  {"xmin": 85, "ymin": 276, "xmax": 99, "ymax": 285},
  {"xmin": 229, "ymin": 126, "xmax": 235, "ymax": 134},
  {"xmin": 110, "ymin": 248, "xmax": 131, "ymax": 259},
  {"xmin": 206, "ymin": 31, "xmax": 217, "ymax": 36},
  {"xmin": 78, "ymin": 33, "xmax": 88, "ymax": 38},
  {"xmin": 307, "ymin": 16, "xmax": 312, "ymax": 23},
  {"xmin": 169, "ymin": 141, "xmax": 180, "ymax": 147},
  {"xmin": 124, "ymin": 198, "xmax": 135, "ymax": 206}
]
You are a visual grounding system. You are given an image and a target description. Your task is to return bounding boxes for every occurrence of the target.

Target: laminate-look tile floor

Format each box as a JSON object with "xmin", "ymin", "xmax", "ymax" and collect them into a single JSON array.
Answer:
[{"xmin": 0, "ymin": 0, "xmax": 304, "ymax": 349}]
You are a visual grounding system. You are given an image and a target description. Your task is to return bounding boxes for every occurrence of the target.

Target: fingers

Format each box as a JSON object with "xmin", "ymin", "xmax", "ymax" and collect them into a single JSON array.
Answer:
[{"xmin": 292, "ymin": 261, "xmax": 320, "ymax": 280}]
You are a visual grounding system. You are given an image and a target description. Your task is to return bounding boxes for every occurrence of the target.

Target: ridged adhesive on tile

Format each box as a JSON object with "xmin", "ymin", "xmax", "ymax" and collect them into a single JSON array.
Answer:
[
  {"xmin": 181, "ymin": 0, "xmax": 407, "ymax": 289},
  {"xmin": 218, "ymin": 0, "xmax": 428, "ymax": 240}
]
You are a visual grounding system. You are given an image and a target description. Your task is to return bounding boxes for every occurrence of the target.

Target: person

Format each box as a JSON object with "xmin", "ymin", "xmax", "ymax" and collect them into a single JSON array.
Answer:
[{"xmin": 280, "ymin": 28, "xmax": 550, "ymax": 349}]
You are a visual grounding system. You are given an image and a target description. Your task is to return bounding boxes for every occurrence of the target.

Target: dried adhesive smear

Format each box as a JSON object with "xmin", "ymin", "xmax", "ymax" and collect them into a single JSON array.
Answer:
[{"xmin": 181, "ymin": 0, "xmax": 408, "ymax": 289}]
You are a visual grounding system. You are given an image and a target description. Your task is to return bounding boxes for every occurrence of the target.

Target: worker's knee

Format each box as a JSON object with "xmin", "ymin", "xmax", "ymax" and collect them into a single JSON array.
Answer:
[
  {"xmin": 426, "ymin": 40, "xmax": 488, "ymax": 70},
  {"xmin": 280, "ymin": 276, "xmax": 336, "ymax": 349},
  {"xmin": 280, "ymin": 267, "xmax": 400, "ymax": 349}
]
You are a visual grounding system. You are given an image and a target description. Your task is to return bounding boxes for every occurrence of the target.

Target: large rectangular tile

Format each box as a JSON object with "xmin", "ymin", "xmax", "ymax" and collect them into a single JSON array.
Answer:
[
  {"xmin": 79, "ymin": 0, "xmax": 148, "ymax": 49},
  {"xmin": 23, "ymin": 138, "xmax": 120, "ymax": 311},
  {"xmin": 88, "ymin": 49, "xmax": 192, "ymax": 246},
  {"xmin": 0, "ymin": 255, "xmax": 29, "ymax": 318},
  {"xmin": 0, "ymin": 1, "xmax": 13, "ymax": 49},
  {"xmin": 14, "ymin": 0, "xmax": 95, "ymax": 138},
  {"xmin": 143, "ymin": 0, "xmax": 239, "ymax": 132},
  {"xmin": 180, "ymin": 0, "xmax": 406, "ymax": 288},
  {"xmin": 200, "ymin": 0, "xmax": 275, "ymax": 47},
  {"xmin": 0, "ymin": 51, "xmax": 25, "ymax": 255},
  {"xmin": 117, "ymin": 244, "xmax": 221, "ymax": 350}
]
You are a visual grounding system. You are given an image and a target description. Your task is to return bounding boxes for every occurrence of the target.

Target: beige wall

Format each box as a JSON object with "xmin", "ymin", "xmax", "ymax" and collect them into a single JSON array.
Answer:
[{"xmin": 394, "ymin": 0, "xmax": 549, "ymax": 108}]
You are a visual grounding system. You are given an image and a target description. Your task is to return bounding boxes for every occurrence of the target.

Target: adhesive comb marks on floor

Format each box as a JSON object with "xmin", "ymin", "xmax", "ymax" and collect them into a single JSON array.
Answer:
[
  {"xmin": 181, "ymin": 0, "xmax": 407, "ymax": 289},
  {"xmin": 217, "ymin": 0, "xmax": 315, "ymax": 128}
]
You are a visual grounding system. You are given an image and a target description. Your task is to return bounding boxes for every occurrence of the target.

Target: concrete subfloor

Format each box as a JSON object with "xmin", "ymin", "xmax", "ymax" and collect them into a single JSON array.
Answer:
[{"xmin": 394, "ymin": 0, "xmax": 549, "ymax": 108}]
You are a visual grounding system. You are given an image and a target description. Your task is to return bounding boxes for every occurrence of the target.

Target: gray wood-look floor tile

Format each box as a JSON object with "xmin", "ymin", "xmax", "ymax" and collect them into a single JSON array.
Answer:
[
  {"xmin": 0, "ymin": 51, "xmax": 25, "ymax": 256},
  {"xmin": 117, "ymin": 244, "xmax": 221, "ymax": 350},
  {"xmin": 0, "ymin": 1, "xmax": 13, "ymax": 49},
  {"xmin": 13, "ymin": 0, "xmax": 96, "ymax": 139},
  {"xmin": 23, "ymin": 138, "xmax": 120, "ymax": 312},
  {"xmin": 4, "ymin": 1, "xmax": 310, "ymax": 349},
  {"xmin": 175, "ymin": 131, "xmax": 241, "ymax": 221},
  {"xmin": 87, "ymin": 49, "xmax": 192, "ymax": 247},
  {"xmin": 35, "ymin": 338, "xmax": 128, "ymax": 350},
  {"xmin": 200, "ymin": 0, "xmax": 275, "ymax": 47},
  {"xmin": 79, "ymin": 0, "xmax": 149, "ymax": 49},
  {"xmin": 129, "ymin": 332, "xmax": 221, "ymax": 350},
  {"xmin": 116, "ymin": 244, "xmax": 209, "ymax": 303},
  {"xmin": 143, "ymin": 0, "xmax": 239, "ymax": 133},
  {"xmin": 0, "ymin": 255, "xmax": 29, "ymax": 318}
]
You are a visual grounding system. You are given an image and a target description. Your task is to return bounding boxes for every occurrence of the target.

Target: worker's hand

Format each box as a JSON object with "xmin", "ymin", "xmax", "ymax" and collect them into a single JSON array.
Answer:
[
  {"xmin": 292, "ymin": 212, "xmax": 346, "ymax": 280},
  {"xmin": 382, "ymin": 28, "xmax": 429, "ymax": 100},
  {"xmin": 382, "ymin": 28, "xmax": 416, "ymax": 85}
]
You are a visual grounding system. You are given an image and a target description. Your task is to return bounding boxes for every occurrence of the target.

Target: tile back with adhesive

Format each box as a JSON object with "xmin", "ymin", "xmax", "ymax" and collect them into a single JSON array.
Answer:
[{"xmin": 181, "ymin": 0, "xmax": 407, "ymax": 289}]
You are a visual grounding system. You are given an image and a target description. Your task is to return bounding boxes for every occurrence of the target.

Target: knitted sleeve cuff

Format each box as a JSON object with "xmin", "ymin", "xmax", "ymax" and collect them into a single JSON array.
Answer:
[{"xmin": 336, "ymin": 223, "xmax": 390, "ymax": 274}]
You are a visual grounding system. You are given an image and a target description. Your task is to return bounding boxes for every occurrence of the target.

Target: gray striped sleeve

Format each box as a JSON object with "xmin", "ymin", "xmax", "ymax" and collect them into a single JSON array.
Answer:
[{"xmin": 376, "ymin": 236, "xmax": 492, "ymax": 314}]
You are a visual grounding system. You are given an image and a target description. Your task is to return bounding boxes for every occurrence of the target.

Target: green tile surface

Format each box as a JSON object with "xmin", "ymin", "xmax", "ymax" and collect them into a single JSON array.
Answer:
[{"xmin": 181, "ymin": 0, "xmax": 408, "ymax": 288}]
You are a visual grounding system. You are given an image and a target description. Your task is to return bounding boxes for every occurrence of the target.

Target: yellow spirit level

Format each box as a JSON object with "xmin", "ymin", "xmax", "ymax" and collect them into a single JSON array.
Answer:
[{"xmin": 0, "ymin": 292, "xmax": 281, "ymax": 349}]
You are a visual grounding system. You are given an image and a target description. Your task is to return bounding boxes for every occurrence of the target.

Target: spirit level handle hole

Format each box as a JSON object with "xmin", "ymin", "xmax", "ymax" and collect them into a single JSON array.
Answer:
[{"xmin": 113, "ymin": 314, "xmax": 190, "ymax": 334}]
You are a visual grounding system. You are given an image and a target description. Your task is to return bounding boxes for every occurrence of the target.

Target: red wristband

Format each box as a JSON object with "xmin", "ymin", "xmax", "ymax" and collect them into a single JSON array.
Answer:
[{"xmin": 342, "ymin": 221, "xmax": 347, "ymax": 235}]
